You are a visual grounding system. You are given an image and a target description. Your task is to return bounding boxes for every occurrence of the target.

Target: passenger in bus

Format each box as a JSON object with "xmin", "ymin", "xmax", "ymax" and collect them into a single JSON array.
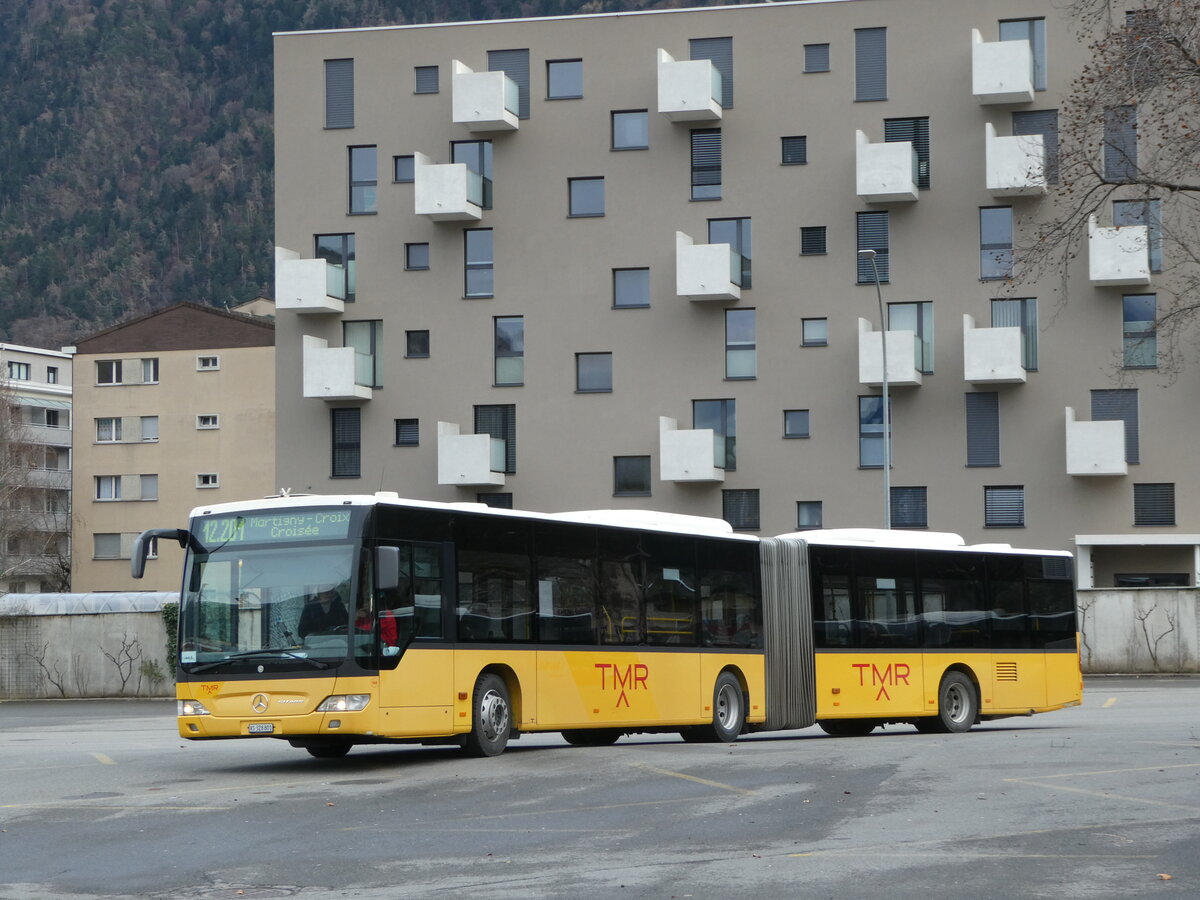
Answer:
[
  {"xmin": 734, "ymin": 615, "xmax": 760, "ymax": 647},
  {"xmin": 355, "ymin": 598, "xmax": 398, "ymax": 644},
  {"xmin": 298, "ymin": 585, "xmax": 349, "ymax": 638}
]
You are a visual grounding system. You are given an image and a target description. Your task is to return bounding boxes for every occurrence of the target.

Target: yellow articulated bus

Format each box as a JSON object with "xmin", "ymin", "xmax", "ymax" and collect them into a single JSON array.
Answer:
[{"xmin": 132, "ymin": 493, "xmax": 1081, "ymax": 758}]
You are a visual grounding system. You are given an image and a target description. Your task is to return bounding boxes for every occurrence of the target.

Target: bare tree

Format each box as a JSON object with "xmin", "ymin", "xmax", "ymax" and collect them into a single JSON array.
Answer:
[{"xmin": 1015, "ymin": 0, "xmax": 1200, "ymax": 373}]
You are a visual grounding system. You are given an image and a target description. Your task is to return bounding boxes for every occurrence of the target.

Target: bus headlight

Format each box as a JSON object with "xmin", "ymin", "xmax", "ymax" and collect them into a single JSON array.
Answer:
[
  {"xmin": 316, "ymin": 694, "xmax": 370, "ymax": 712},
  {"xmin": 178, "ymin": 699, "xmax": 211, "ymax": 716}
]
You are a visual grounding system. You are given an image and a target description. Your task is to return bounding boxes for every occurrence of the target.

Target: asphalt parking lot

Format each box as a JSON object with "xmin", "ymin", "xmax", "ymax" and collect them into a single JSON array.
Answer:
[{"xmin": 0, "ymin": 676, "xmax": 1196, "ymax": 900}]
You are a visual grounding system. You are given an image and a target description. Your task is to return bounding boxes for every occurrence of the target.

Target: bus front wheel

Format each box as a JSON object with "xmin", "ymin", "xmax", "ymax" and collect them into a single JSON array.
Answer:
[
  {"xmin": 463, "ymin": 673, "xmax": 512, "ymax": 757},
  {"xmin": 921, "ymin": 671, "xmax": 978, "ymax": 734},
  {"xmin": 303, "ymin": 740, "xmax": 353, "ymax": 759},
  {"xmin": 683, "ymin": 672, "xmax": 745, "ymax": 743}
]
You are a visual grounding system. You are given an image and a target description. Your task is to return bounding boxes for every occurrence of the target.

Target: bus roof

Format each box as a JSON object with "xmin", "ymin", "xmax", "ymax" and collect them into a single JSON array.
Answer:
[{"xmin": 779, "ymin": 528, "xmax": 1073, "ymax": 558}]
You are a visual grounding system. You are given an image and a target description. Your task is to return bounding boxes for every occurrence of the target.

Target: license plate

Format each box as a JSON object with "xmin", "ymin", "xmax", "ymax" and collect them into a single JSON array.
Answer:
[{"xmin": 247, "ymin": 723, "xmax": 275, "ymax": 734}]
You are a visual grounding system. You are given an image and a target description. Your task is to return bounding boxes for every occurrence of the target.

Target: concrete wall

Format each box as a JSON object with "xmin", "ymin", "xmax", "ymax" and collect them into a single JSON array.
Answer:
[{"xmin": 1078, "ymin": 588, "xmax": 1199, "ymax": 674}]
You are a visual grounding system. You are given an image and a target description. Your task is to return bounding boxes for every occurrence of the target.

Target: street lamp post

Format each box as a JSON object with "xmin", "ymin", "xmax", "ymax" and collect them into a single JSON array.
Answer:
[{"xmin": 857, "ymin": 248, "xmax": 890, "ymax": 529}]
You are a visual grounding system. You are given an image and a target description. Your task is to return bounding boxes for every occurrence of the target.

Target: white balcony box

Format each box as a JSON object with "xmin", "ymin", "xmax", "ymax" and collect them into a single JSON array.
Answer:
[
  {"xmin": 302, "ymin": 336, "xmax": 371, "ymax": 401},
  {"xmin": 1088, "ymin": 216, "xmax": 1151, "ymax": 286},
  {"xmin": 858, "ymin": 318, "xmax": 922, "ymax": 387},
  {"xmin": 855, "ymin": 131, "xmax": 918, "ymax": 203},
  {"xmin": 275, "ymin": 247, "xmax": 344, "ymax": 314},
  {"xmin": 963, "ymin": 314, "xmax": 1026, "ymax": 384},
  {"xmin": 656, "ymin": 49, "xmax": 722, "ymax": 122},
  {"xmin": 437, "ymin": 422, "xmax": 505, "ymax": 486},
  {"xmin": 971, "ymin": 29, "xmax": 1034, "ymax": 104},
  {"xmin": 451, "ymin": 60, "xmax": 519, "ymax": 132},
  {"xmin": 659, "ymin": 417, "xmax": 724, "ymax": 483},
  {"xmin": 985, "ymin": 123, "xmax": 1046, "ymax": 197},
  {"xmin": 1065, "ymin": 407, "xmax": 1127, "ymax": 476},
  {"xmin": 675, "ymin": 231, "xmax": 740, "ymax": 301},
  {"xmin": 413, "ymin": 152, "xmax": 483, "ymax": 222}
]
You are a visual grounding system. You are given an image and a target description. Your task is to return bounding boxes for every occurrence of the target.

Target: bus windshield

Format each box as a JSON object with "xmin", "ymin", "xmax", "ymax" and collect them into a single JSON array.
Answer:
[{"xmin": 179, "ymin": 541, "xmax": 358, "ymax": 669}]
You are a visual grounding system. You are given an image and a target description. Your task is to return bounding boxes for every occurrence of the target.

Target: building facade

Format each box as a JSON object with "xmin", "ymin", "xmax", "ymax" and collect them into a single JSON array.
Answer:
[
  {"xmin": 272, "ymin": 0, "xmax": 1200, "ymax": 588},
  {"xmin": 70, "ymin": 303, "xmax": 276, "ymax": 592},
  {"xmin": 0, "ymin": 343, "xmax": 73, "ymax": 594}
]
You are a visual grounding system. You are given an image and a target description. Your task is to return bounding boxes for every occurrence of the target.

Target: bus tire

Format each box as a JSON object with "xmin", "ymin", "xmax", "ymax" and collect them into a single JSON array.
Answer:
[
  {"xmin": 929, "ymin": 670, "xmax": 978, "ymax": 734},
  {"xmin": 463, "ymin": 673, "xmax": 511, "ymax": 757},
  {"xmin": 710, "ymin": 672, "xmax": 746, "ymax": 743},
  {"xmin": 818, "ymin": 719, "xmax": 876, "ymax": 737},
  {"xmin": 561, "ymin": 729, "xmax": 621, "ymax": 747},
  {"xmin": 303, "ymin": 741, "xmax": 353, "ymax": 759}
]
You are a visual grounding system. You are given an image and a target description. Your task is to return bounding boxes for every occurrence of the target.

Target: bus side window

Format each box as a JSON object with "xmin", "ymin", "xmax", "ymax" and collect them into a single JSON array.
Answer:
[
  {"xmin": 816, "ymin": 575, "xmax": 852, "ymax": 647},
  {"xmin": 598, "ymin": 530, "xmax": 642, "ymax": 644}
]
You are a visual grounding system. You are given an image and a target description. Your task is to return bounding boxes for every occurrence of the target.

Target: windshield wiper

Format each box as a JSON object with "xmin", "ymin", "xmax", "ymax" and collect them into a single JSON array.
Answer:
[{"xmin": 189, "ymin": 648, "xmax": 331, "ymax": 673}]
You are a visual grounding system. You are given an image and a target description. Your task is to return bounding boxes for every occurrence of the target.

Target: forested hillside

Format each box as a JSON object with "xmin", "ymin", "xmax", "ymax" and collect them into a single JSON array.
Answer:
[{"xmin": 0, "ymin": 0, "xmax": 664, "ymax": 347}]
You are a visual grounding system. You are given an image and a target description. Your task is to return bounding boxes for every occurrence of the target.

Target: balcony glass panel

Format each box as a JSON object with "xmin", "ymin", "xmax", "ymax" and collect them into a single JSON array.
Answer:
[
  {"xmin": 489, "ymin": 437, "xmax": 506, "ymax": 472},
  {"xmin": 503, "ymin": 78, "xmax": 519, "ymax": 116}
]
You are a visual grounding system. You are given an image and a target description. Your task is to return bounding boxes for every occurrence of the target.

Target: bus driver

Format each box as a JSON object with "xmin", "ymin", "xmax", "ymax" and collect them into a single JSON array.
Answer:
[{"xmin": 298, "ymin": 585, "xmax": 348, "ymax": 638}]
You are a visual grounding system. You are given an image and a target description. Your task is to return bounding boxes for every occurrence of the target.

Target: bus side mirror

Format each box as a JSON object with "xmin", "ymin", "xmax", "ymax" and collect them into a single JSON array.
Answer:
[
  {"xmin": 376, "ymin": 546, "xmax": 401, "ymax": 592},
  {"xmin": 131, "ymin": 528, "xmax": 193, "ymax": 579}
]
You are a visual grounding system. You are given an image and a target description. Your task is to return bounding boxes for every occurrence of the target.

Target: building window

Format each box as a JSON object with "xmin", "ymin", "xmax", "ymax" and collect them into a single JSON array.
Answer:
[
  {"xmin": 999, "ymin": 17, "xmax": 1046, "ymax": 91},
  {"xmin": 316, "ymin": 233, "xmax": 355, "ymax": 302},
  {"xmin": 1103, "ymin": 105, "xmax": 1137, "ymax": 182},
  {"xmin": 331, "ymin": 408, "xmax": 361, "ymax": 478},
  {"xmin": 1012, "ymin": 109, "xmax": 1059, "ymax": 183},
  {"xmin": 1134, "ymin": 483, "xmax": 1175, "ymax": 527},
  {"xmin": 783, "ymin": 410, "xmax": 810, "ymax": 439},
  {"xmin": 140, "ymin": 474, "xmax": 158, "ymax": 501},
  {"xmin": 856, "ymin": 211, "xmax": 889, "ymax": 283},
  {"xmin": 690, "ymin": 129, "xmax": 721, "ymax": 200},
  {"xmin": 613, "ymin": 268, "xmax": 650, "ymax": 308},
  {"xmin": 394, "ymin": 419, "xmax": 419, "ymax": 447},
  {"xmin": 804, "ymin": 43, "xmax": 830, "ymax": 73},
  {"xmin": 569, "ymin": 177, "xmax": 605, "ymax": 217},
  {"xmin": 802, "ymin": 318, "xmax": 828, "ymax": 347},
  {"xmin": 197, "ymin": 356, "xmax": 219, "ymax": 371},
  {"xmin": 1092, "ymin": 389, "xmax": 1139, "ymax": 464},
  {"xmin": 95, "ymin": 476, "xmax": 121, "ymax": 501},
  {"xmin": 406, "ymin": 330, "xmax": 430, "ymax": 358},
  {"xmin": 494, "ymin": 316, "xmax": 524, "ymax": 386},
  {"xmin": 488, "ymin": 48, "xmax": 530, "ymax": 119},
  {"xmin": 93, "ymin": 533, "xmax": 121, "ymax": 560},
  {"xmin": 349, "ymin": 146, "xmax": 377, "ymax": 214},
  {"xmin": 96, "ymin": 417, "xmax": 121, "ymax": 442},
  {"xmin": 452, "ymin": 140, "xmax": 493, "ymax": 209},
  {"xmin": 474, "ymin": 404, "xmax": 516, "ymax": 474},
  {"xmin": 991, "ymin": 298, "xmax": 1038, "ymax": 370},
  {"xmin": 980, "ymin": 207, "xmax": 1013, "ymax": 280},
  {"xmin": 725, "ymin": 308, "xmax": 756, "ymax": 379},
  {"xmin": 781, "ymin": 136, "xmax": 807, "ymax": 165},
  {"xmin": 405, "ymin": 243, "xmax": 429, "ymax": 271},
  {"xmin": 690, "ymin": 36, "xmax": 733, "ymax": 108},
  {"xmin": 576, "ymin": 353, "xmax": 613, "ymax": 392},
  {"xmin": 613, "ymin": 456, "xmax": 651, "ymax": 496},
  {"xmin": 414, "ymin": 65, "xmax": 439, "ymax": 94},
  {"xmin": 800, "ymin": 226, "xmax": 826, "ymax": 255},
  {"xmin": 476, "ymin": 492, "xmax": 513, "ymax": 509},
  {"xmin": 196, "ymin": 473, "xmax": 220, "ymax": 488},
  {"xmin": 709, "ymin": 217, "xmax": 751, "ymax": 288},
  {"xmin": 965, "ymin": 392, "xmax": 1000, "ymax": 467},
  {"xmin": 694, "ymin": 399, "xmax": 735, "ymax": 470},
  {"xmin": 141, "ymin": 357, "xmax": 159, "ymax": 383},
  {"xmin": 984, "ymin": 486, "xmax": 1025, "ymax": 527},
  {"xmin": 393, "ymin": 155, "xmax": 415, "ymax": 183},
  {"xmin": 46, "ymin": 366, "xmax": 58, "ymax": 384},
  {"xmin": 885, "ymin": 116, "xmax": 930, "ymax": 188},
  {"xmin": 6, "ymin": 361, "xmax": 30, "ymax": 380},
  {"xmin": 96, "ymin": 360, "xmax": 123, "ymax": 385},
  {"xmin": 464, "ymin": 228, "xmax": 494, "ymax": 297},
  {"xmin": 891, "ymin": 486, "xmax": 928, "ymax": 529},
  {"xmin": 723, "ymin": 489, "xmax": 760, "ymax": 531},
  {"xmin": 324, "ymin": 58, "xmax": 354, "ymax": 129},
  {"xmin": 547, "ymin": 59, "xmax": 583, "ymax": 99},
  {"xmin": 1113, "ymin": 199, "xmax": 1162, "ymax": 272},
  {"xmin": 859, "ymin": 396, "xmax": 890, "ymax": 468},
  {"xmin": 888, "ymin": 301, "xmax": 934, "ymax": 373},
  {"xmin": 797, "ymin": 501, "xmax": 823, "ymax": 529},
  {"xmin": 140, "ymin": 416, "xmax": 159, "ymax": 442},
  {"xmin": 344, "ymin": 320, "xmax": 382, "ymax": 389},
  {"xmin": 1123, "ymin": 294, "xmax": 1157, "ymax": 368},
  {"xmin": 854, "ymin": 27, "xmax": 887, "ymax": 102},
  {"xmin": 196, "ymin": 414, "xmax": 219, "ymax": 429},
  {"xmin": 611, "ymin": 110, "xmax": 648, "ymax": 150}
]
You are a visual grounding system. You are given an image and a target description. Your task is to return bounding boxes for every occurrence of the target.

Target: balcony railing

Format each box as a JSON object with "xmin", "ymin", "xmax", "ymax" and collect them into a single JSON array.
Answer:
[
  {"xmin": 984, "ymin": 123, "xmax": 1046, "ymax": 196},
  {"xmin": 857, "ymin": 318, "xmax": 923, "ymax": 386},
  {"xmin": 413, "ymin": 152, "xmax": 484, "ymax": 221},
  {"xmin": 656, "ymin": 49, "xmax": 722, "ymax": 122},
  {"xmin": 658, "ymin": 416, "xmax": 724, "ymax": 483},
  {"xmin": 855, "ymin": 131, "xmax": 918, "ymax": 202},
  {"xmin": 1088, "ymin": 216, "xmax": 1151, "ymax": 286},
  {"xmin": 275, "ymin": 247, "xmax": 345, "ymax": 314},
  {"xmin": 437, "ymin": 421, "xmax": 506, "ymax": 486},
  {"xmin": 962, "ymin": 314, "xmax": 1026, "ymax": 383},
  {"xmin": 675, "ymin": 232, "xmax": 741, "ymax": 300},
  {"xmin": 1065, "ymin": 407, "xmax": 1127, "ymax": 476},
  {"xmin": 451, "ymin": 60, "xmax": 519, "ymax": 132},
  {"xmin": 301, "ymin": 336, "xmax": 372, "ymax": 401},
  {"xmin": 971, "ymin": 29, "xmax": 1034, "ymax": 104}
]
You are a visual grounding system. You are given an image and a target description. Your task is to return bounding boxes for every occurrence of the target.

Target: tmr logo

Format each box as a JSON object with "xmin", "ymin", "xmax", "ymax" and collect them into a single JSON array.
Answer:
[
  {"xmin": 594, "ymin": 663, "xmax": 649, "ymax": 708},
  {"xmin": 851, "ymin": 662, "xmax": 911, "ymax": 701}
]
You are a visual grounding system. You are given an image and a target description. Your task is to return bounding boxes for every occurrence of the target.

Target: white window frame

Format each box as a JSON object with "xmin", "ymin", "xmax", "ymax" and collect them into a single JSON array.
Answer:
[
  {"xmin": 96, "ymin": 417, "xmax": 122, "ymax": 443},
  {"xmin": 197, "ymin": 355, "xmax": 220, "ymax": 371},
  {"xmin": 196, "ymin": 473, "xmax": 220, "ymax": 489},
  {"xmin": 95, "ymin": 475, "xmax": 121, "ymax": 501},
  {"xmin": 196, "ymin": 414, "xmax": 220, "ymax": 429}
]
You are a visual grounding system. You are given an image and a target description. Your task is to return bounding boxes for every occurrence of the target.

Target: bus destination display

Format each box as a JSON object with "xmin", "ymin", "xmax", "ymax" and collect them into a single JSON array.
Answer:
[{"xmin": 196, "ymin": 511, "xmax": 353, "ymax": 545}]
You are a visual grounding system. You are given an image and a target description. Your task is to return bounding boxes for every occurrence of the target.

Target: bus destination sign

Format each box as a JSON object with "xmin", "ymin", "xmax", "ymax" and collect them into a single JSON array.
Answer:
[{"xmin": 196, "ymin": 510, "xmax": 353, "ymax": 546}]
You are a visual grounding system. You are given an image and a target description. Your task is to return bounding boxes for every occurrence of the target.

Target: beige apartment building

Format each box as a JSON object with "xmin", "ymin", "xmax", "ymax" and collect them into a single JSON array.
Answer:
[
  {"xmin": 70, "ymin": 303, "xmax": 276, "ymax": 592},
  {"xmin": 271, "ymin": 0, "xmax": 1200, "ymax": 588},
  {"xmin": 1, "ymin": 343, "xmax": 72, "ymax": 593}
]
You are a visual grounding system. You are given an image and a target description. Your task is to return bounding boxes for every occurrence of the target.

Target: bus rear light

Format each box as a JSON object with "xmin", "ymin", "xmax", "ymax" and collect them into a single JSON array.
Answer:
[
  {"xmin": 316, "ymin": 694, "xmax": 370, "ymax": 712},
  {"xmin": 178, "ymin": 700, "xmax": 211, "ymax": 717}
]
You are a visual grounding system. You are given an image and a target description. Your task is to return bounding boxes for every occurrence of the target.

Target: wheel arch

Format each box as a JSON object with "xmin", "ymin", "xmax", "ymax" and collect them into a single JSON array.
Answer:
[{"xmin": 476, "ymin": 663, "xmax": 523, "ymax": 725}]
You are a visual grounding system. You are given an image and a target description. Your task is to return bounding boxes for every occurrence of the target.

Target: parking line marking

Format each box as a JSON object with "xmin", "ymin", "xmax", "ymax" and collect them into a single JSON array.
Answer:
[
  {"xmin": 1, "ymin": 803, "xmax": 229, "ymax": 811},
  {"xmin": 790, "ymin": 850, "xmax": 1155, "ymax": 860},
  {"xmin": 1006, "ymin": 762, "xmax": 1200, "ymax": 781},
  {"xmin": 1003, "ymin": 777, "xmax": 1200, "ymax": 813},
  {"xmin": 1102, "ymin": 697, "xmax": 1117, "ymax": 708},
  {"xmin": 633, "ymin": 763, "xmax": 754, "ymax": 795},
  {"xmin": 92, "ymin": 753, "xmax": 116, "ymax": 765}
]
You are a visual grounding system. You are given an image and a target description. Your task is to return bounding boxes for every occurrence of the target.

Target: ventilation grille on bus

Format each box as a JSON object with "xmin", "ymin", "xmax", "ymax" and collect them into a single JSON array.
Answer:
[{"xmin": 995, "ymin": 661, "xmax": 1019, "ymax": 682}]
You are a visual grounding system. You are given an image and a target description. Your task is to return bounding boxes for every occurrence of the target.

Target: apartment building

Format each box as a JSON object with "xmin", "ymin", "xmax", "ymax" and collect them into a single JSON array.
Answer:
[
  {"xmin": 272, "ymin": 0, "xmax": 1200, "ymax": 588},
  {"xmin": 0, "ymin": 343, "xmax": 72, "ymax": 593},
  {"xmin": 70, "ymin": 303, "xmax": 276, "ymax": 592}
]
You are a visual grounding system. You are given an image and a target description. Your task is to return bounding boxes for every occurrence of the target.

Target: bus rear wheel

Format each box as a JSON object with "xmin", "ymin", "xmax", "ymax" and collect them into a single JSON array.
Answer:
[
  {"xmin": 921, "ymin": 671, "xmax": 978, "ymax": 734},
  {"xmin": 561, "ymin": 729, "xmax": 621, "ymax": 747},
  {"xmin": 681, "ymin": 672, "xmax": 745, "ymax": 743},
  {"xmin": 817, "ymin": 719, "xmax": 876, "ymax": 737},
  {"xmin": 463, "ymin": 673, "xmax": 511, "ymax": 757}
]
